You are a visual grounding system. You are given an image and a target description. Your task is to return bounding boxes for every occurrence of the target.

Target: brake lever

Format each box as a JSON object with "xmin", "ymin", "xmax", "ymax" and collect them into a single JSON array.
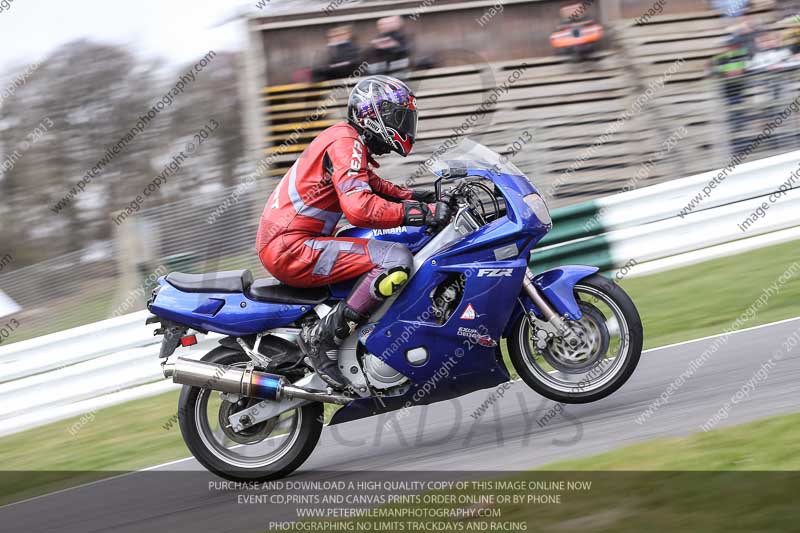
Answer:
[{"xmin": 439, "ymin": 185, "xmax": 459, "ymax": 207}]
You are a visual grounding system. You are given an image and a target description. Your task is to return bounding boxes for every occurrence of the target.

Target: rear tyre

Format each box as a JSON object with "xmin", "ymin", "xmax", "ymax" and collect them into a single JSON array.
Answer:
[
  {"xmin": 178, "ymin": 347, "xmax": 323, "ymax": 481},
  {"xmin": 508, "ymin": 273, "xmax": 643, "ymax": 404}
]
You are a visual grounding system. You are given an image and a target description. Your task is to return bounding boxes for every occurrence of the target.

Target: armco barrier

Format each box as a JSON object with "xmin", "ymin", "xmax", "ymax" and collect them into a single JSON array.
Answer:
[
  {"xmin": 1, "ymin": 150, "xmax": 799, "ymax": 437},
  {"xmin": 532, "ymin": 149, "xmax": 800, "ymax": 273},
  {"xmin": 0, "ymin": 311, "xmax": 157, "ymax": 383}
]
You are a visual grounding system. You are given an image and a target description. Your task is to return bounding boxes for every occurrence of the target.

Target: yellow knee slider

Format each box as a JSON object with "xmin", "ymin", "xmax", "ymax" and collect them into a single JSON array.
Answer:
[{"xmin": 376, "ymin": 268, "xmax": 410, "ymax": 297}]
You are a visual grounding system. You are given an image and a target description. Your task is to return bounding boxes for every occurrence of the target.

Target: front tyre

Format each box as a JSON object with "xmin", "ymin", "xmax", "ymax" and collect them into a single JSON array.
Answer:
[
  {"xmin": 178, "ymin": 347, "xmax": 323, "ymax": 481},
  {"xmin": 509, "ymin": 273, "xmax": 643, "ymax": 404}
]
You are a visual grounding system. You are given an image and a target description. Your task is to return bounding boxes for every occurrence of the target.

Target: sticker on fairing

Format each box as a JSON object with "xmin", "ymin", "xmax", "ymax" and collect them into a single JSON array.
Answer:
[
  {"xmin": 457, "ymin": 326, "xmax": 480, "ymax": 337},
  {"xmin": 493, "ymin": 243, "xmax": 519, "ymax": 261},
  {"xmin": 460, "ymin": 304, "xmax": 477, "ymax": 320},
  {"xmin": 359, "ymin": 324, "xmax": 375, "ymax": 343}
]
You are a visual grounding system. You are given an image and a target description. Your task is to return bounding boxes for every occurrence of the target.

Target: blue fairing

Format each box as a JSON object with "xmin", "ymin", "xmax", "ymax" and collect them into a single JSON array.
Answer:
[
  {"xmin": 365, "ymin": 256, "xmax": 530, "ymax": 383},
  {"xmin": 337, "ymin": 225, "xmax": 432, "ymax": 253},
  {"xmin": 149, "ymin": 279, "xmax": 311, "ymax": 336},
  {"xmin": 332, "ymin": 168, "xmax": 553, "ymax": 422},
  {"xmin": 328, "ymin": 280, "xmax": 356, "ymax": 301}
]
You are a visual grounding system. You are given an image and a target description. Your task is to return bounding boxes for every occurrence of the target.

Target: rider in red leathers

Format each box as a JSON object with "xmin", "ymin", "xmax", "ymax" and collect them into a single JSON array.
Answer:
[{"xmin": 256, "ymin": 76, "xmax": 450, "ymax": 390}]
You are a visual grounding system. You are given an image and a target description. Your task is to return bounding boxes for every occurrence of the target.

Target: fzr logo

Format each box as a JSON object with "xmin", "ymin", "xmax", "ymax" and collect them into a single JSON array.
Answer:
[{"xmin": 477, "ymin": 268, "xmax": 514, "ymax": 277}]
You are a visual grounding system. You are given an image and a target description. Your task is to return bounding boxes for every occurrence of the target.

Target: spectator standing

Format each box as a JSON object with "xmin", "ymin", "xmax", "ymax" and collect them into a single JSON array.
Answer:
[
  {"xmin": 711, "ymin": 34, "xmax": 751, "ymax": 154},
  {"xmin": 370, "ymin": 16, "xmax": 411, "ymax": 75},
  {"xmin": 313, "ymin": 25, "xmax": 361, "ymax": 82}
]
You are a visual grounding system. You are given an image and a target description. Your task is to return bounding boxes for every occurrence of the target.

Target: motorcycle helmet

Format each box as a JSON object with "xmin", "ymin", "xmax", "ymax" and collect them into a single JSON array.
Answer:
[{"xmin": 347, "ymin": 75, "xmax": 418, "ymax": 157}]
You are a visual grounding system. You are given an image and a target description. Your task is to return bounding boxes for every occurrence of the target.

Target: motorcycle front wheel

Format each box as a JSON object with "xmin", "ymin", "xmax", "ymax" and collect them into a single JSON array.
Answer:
[
  {"xmin": 178, "ymin": 347, "xmax": 323, "ymax": 481},
  {"xmin": 508, "ymin": 273, "xmax": 643, "ymax": 404}
]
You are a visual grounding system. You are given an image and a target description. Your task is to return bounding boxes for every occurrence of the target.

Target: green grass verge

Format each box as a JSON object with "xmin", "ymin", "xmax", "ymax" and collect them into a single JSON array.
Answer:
[
  {"xmin": 1, "ymin": 239, "xmax": 799, "ymax": 505},
  {"xmin": 2, "ymin": 391, "xmax": 184, "ymax": 473},
  {"xmin": 619, "ymin": 238, "xmax": 800, "ymax": 349},
  {"xmin": 0, "ymin": 391, "xmax": 184, "ymax": 506}
]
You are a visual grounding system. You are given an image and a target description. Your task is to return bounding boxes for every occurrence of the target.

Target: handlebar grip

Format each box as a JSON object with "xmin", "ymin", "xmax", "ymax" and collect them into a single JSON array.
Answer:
[
  {"xmin": 439, "ymin": 191, "xmax": 457, "ymax": 207},
  {"xmin": 432, "ymin": 200, "xmax": 454, "ymax": 228}
]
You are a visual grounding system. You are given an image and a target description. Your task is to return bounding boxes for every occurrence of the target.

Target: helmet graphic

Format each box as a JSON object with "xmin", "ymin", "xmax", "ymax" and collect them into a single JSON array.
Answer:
[{"xmin": 347, "ymin": 75, "xmax": 418, "ymax": 157}]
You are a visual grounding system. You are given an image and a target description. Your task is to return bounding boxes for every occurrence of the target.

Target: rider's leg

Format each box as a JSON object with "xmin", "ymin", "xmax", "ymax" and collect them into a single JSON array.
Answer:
[
  {"xmin": 261, "ymin": 237, "xmax": 413, "ymax": 390},
  {"xmin": 301, "ymin": 240, "xmax": 413, "ymax": 390}
]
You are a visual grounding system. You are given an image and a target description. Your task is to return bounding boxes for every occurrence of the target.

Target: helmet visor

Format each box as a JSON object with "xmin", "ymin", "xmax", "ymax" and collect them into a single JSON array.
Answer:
[{"xmin": 381, "ymin": 103, "xmax": 417, "ymax": 140}]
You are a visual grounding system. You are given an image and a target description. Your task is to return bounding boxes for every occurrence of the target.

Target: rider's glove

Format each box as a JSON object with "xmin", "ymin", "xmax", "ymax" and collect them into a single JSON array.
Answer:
[
  {"xmin": 402, "ymin": 201, "xmax": 433, "ymax": 226},
  {"xmin": 411, "ymin": 189, "xmax": 437, "ymax": 203},
  {"xmin": 402, "ymin": 201, "xmax": 452, "ymax": 228}
]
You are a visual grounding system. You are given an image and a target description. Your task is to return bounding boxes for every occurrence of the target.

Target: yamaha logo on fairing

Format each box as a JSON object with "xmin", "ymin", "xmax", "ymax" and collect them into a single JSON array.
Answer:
[{"xmin": 373, "ymin": 227, "xmax": 405, "ymax": 236}]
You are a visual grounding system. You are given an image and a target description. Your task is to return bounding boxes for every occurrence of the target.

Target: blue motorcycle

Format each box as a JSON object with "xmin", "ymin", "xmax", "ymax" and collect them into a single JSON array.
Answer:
[{"xmin": 147, "ymin": 140, "xmax": 643, "ymax": 481}]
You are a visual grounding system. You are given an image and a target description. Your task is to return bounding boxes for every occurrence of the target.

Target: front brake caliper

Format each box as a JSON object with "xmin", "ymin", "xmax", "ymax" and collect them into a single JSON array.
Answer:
[{"xmin": 528, "ymin": 312, "xmax": 583, "ymax": 361}]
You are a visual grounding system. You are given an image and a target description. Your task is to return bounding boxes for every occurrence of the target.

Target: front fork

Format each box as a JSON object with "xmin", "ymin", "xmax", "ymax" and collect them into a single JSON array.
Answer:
[{"xmin": 521, "ymin": 270, "xmax": 582, "ymax": 354}]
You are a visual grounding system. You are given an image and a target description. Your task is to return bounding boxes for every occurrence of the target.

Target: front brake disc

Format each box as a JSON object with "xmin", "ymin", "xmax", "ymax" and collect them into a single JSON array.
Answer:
[{"xmin": 537, "ymin": 302, "xmax": 610, "ymax": 374}]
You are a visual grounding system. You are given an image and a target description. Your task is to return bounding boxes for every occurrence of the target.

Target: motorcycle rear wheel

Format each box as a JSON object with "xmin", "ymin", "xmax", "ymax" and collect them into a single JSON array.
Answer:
[{"xmin": 178, "ymin": 347, "xmax": 323, "ymax": 481}]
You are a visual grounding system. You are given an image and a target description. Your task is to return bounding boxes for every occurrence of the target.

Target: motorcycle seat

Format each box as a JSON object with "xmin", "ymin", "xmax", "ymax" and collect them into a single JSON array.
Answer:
[
  {"xmin": 166, "ymin": 269, "xmax": 329, "ymax": 305},
  {"xmin": 166, "ymin": 270, "xmax": 254, "ymax": 293},
  {"xmin": 247, "ymin": 278, "xmax": 330, "ymax": 305}
]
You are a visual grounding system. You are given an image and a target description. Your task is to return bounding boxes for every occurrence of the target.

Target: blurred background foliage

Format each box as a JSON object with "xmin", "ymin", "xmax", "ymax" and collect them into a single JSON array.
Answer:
[{"xmin": 0, "ymin": 42, "xmax": 245, "ymax": 265}]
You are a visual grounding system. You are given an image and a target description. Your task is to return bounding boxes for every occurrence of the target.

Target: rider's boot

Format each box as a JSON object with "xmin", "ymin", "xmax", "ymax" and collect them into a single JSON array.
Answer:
[{"xmin": 298, "ymin": 302, "xmax": 368, "ymax": 391}]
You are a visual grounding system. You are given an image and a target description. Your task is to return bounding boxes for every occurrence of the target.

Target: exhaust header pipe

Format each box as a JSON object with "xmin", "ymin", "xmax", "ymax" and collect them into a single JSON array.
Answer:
[{"xmin": 162, "ymin": 357, "xmax": 353, "ymax": 405}]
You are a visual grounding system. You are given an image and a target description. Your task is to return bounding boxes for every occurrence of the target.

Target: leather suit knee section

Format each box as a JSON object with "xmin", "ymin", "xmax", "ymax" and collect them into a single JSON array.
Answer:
[{"xmin": 345, "ymin": 241, "xmax": 413, "ymax": 316}]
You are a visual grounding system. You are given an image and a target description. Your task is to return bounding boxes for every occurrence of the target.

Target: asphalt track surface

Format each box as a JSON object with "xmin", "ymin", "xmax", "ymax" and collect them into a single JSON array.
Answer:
[{"xmin": 3, "ymin": 317, "xmax": 800, "ymax": 532}]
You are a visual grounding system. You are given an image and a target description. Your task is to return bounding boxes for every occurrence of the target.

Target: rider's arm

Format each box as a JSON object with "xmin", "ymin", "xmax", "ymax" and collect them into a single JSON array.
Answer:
[
  {"xmin": 328, "ymin": 136, "xmax": 407, "ymax": 229},
  {"xmin": 366, "ymin": 168, "xmax": 413, "ymax": 201},
  {"xmin": 365, "ymin": 155, "xmax": 435, "ymax": 202}
]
